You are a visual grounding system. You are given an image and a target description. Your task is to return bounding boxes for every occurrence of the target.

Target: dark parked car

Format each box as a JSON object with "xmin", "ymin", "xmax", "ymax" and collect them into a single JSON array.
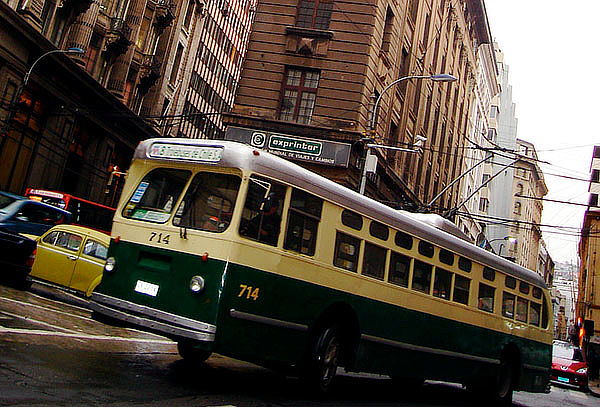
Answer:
[
  {"xmin": 0, "ymin": 191, "xmax": 71, "ymax": 237},
  {"xmin": 0, "ymin": 227, "xmax": 37, "ymax": 289},
  {"xmin": 551, "ymin": 340, "xmax": 588, "ymax": 391}
]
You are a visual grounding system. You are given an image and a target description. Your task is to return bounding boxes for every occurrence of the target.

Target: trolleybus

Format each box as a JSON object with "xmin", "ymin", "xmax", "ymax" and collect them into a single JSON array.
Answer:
[{"xmin": 90, "ymin": 138, "xmax": 552, "ymax": 404}]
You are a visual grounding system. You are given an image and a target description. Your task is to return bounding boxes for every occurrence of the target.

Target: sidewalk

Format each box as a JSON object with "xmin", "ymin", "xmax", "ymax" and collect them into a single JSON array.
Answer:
[{"xmin": 589, "ymin": 377, "xmax": 600, "ymax": 397}]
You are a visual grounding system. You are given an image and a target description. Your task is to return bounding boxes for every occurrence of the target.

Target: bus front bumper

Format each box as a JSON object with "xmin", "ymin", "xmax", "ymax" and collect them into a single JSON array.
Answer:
[{"xmin": 90, "ymin": 292, "xmax": 216, "ymax": 342}]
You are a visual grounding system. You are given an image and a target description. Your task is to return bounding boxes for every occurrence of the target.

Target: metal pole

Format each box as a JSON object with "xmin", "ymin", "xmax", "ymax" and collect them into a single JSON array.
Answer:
[
  {"xmin": 360, "ymin": 74, "xmax": 456, "ymax": 195},
  {"xmin": 426, "ymin": 153, "xmax": 494, "ymax": 209}
]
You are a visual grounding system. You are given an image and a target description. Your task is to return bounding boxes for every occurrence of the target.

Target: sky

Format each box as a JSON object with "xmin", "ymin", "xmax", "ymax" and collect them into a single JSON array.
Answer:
[{"xmin": 483, "ymin": 0, "xmax": 599, "ymax": 265}]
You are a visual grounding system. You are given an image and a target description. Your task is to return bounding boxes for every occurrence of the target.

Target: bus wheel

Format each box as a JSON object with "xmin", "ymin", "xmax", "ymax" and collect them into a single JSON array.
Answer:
[
  {"xmin": 177, "ymin": 341, "xmax": 212, "ymax": 363},
  {"xmin": 305, "ymin": 325, "xmax": 341, "ymax": 393},
  {"xmin": 493, "ymin": 357, "xmax": 514, "ymax": 406}
]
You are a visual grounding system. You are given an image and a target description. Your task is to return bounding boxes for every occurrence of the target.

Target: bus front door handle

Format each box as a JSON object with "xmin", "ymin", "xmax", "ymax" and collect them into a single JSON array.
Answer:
[{"xmin": 67, "ymin": 255, "xmax": 77, "ymax": 261}]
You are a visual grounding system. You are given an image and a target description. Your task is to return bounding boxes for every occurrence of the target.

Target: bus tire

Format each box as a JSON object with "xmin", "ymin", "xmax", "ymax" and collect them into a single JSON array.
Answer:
[
  {"xmin": 492, "ymin": 356, "xmax": 515, "ymax": 406},
  {"xmin": 305, "ymin": 324, "xmax": 342, "ymax": 394},
  {"xmin": 177, "ymin": 341, "xmax": 212, "ymax": 363}
]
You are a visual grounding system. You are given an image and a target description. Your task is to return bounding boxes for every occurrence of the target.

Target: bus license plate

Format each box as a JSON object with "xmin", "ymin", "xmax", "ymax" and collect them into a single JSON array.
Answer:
[
  {"xmin": 557, "ymin": 377, "xmax": 569, "ymax": 383},
  {"xmin": 134, "ymin": 280, "xmax": 159, "ymax": 297}
]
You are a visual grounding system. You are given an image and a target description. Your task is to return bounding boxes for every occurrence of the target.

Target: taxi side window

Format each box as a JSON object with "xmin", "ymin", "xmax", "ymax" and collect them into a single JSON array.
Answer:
[
  {"xmin": 55, "ymin": 232, "xmax": 82, "ymax": 252},
  {"xmin": 42, "ymin": 231, "xmax": 60, "ymax": 245},
  {"xmin": 83, "ymin": 239, "xmax": 108, "ymax": 260}
]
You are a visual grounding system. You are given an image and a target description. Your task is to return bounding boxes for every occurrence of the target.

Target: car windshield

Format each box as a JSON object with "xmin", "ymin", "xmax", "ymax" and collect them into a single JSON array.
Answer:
[
  {"xmin": 553, "ymin": 343, "xmax": 584, "ymax": 361},
  {"xmin": 0, "ymin": 194, "xmax": 17, "ymax": 213}
]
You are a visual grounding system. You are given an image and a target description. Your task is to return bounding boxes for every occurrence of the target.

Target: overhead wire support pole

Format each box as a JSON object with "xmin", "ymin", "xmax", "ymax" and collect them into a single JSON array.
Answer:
[
  {"xmin": 444, "ymin": 158, "xmax": 519, "ymax": 219},
  {"xmin": 425, "ymin": 153, "xmax": 494, "ymax": 211}
]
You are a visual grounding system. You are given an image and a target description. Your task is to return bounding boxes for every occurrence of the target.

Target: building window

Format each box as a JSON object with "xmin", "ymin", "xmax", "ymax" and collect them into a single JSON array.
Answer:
[
  {"xmin": 279, "ymin": 68, "xmax": 320, "ymax": 124},
  {"xmin": 490, "ymin": 105, "xmax": 499, "ymax": 118},
  {"xmin": 478, "ymin": 197, "xmax": 488, "ymax": 212},
  {"xmin": 516, "ymin": 183, "xmax": 524, "ymax": 196},
  {"xmin": 513, "ymin": 201, "xmax": 522, "ymax": 215},
  {"xmin": 381, "ymin": 6, "xmax": 394, "ymax": 53},
  {"xmin": 296, "ymin": 0, "xmax": 333, "ymax": 30},
  {"xmin": 170, "ymin": 43, "xmax": 184, "ymax": 84}
]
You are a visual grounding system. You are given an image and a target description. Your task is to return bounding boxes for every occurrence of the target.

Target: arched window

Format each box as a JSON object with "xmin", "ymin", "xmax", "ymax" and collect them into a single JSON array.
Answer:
[
  {"xmin": 516, "ymin": 183, "xmax": 524, "ymax": 196},
  {"xmin": 514, "ymin": 201, "xmax": 522, "ymax": 215}
]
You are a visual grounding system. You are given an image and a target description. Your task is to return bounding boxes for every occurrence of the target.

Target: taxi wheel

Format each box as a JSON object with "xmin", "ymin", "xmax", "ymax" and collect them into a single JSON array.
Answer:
[{"xmin": 177, "ymin": 341, "xmax": 212, "ymax": 363}]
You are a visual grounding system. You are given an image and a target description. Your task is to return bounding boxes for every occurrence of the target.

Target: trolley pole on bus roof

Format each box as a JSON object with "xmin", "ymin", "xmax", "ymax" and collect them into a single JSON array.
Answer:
[{"xmin": 359, "ymin": 74, "xmax": 457, "ymax": 195}]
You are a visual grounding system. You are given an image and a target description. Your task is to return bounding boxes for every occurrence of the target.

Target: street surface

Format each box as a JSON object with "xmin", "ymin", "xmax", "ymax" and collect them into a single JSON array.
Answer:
[{"xmin": 0, "ymin": 283, "xmax": 597, "ymax": 407}]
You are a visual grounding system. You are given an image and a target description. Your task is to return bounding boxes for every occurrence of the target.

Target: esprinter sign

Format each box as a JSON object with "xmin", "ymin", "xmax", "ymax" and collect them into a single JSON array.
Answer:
[
  {"xmin": 224, "ymin": 126, "xmax": 351, "ymax": 168},
  {"xmin": 268, "ymin": 135, "xmax": 322, "ymax": 156}
]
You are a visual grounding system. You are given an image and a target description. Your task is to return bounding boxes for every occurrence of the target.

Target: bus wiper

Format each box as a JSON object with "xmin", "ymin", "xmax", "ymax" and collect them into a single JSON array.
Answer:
[{"xmin": 179, "ymin": 226, "xmax": 187, "ymax": 239}]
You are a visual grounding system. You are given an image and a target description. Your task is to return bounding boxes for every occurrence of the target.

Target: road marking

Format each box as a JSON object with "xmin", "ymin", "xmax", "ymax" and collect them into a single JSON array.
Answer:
[
  {"xmin": 0, "ymin": 326, "xmax": 175, "ymax": 344},
  {"xmin": 0, "ymin": 295, "xmax": 166, "ymax": 339},
  {"xmin": 0, "ymin": 310, "xmax": 78, "ymax": 333}
]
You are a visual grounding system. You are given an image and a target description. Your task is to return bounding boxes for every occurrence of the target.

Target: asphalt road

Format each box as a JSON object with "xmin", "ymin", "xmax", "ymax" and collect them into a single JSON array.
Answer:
[{"xmin": 0, "ymin": 283, "xmax": 597, "ymax": 407}]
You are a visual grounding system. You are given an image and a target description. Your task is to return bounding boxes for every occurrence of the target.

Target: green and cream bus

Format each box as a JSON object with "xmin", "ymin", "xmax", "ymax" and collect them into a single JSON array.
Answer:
[{"xmin": 90, "ymin": 138, "xmax": 552, "ymax": 403}]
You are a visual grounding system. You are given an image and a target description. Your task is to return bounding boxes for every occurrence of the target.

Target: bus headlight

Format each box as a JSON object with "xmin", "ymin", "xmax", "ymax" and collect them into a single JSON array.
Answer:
[
  {"xmin": 104, "ymin": 257, "xmax": 116, "ymax": 273},
  {"xmin": 189, "ymin": 276, "xmax": 205, "ymax": 293}
]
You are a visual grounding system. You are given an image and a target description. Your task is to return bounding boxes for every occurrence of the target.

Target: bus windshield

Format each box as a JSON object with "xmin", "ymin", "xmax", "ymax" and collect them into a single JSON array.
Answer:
[
  {"xmin": 123, "ymin": 168, "xmax": 191, "ymax": 223},
  {"xmin": 173, "ymin": 172, "xmax": 241, "ymax": 233}
]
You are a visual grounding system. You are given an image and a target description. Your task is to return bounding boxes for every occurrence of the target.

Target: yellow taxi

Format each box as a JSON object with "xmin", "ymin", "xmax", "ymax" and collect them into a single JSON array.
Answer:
[{"xmin": 30, "ymin": 225, "xmax": 110, "ymax": 297}]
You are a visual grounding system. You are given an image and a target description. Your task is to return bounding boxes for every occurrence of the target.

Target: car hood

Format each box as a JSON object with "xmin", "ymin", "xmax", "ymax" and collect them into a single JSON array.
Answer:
[{"xmin": 552, "ymin": 356, "xmax": 587, "ymax": 372}]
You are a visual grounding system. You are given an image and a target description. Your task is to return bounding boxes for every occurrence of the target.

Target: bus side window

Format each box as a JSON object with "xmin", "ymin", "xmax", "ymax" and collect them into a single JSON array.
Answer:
[
  {"xmin": 389, "ymin": 251, "xmax": 410, "ymax": 287},
  {"xmin": 453, "ymin": 275, "xmax": 470, "ymax": 305},
  {"xmin": 362, "ymin": 242, "xmax": 386, "ymax": 280},
  {"xmin": 412, "ymin": 260, "xmax": 432, "ymax": 294},
  {"xmin": 283, "ymin": 189, "xmax": 322, "ymax": 255},
  {"xmin": 333, "ymin": 232, "xmax": 360, "ymax": 272},
  {"xmin": 433, "ymin": 268, "xmax": 452, "ymax": 299},
  {"xmin": 516, "ymin": 297, "xmax": 528, "ymax": 322},
  {"xmin": 502, "ymin": 292, "xmax": 515, "ymax": 318},
  {"xmin": 239, "ymin": 176, "xmax": 286, "ymax": 246},
  {"xmin": 478, "ymin": 283, "xmax": 495, "ymax": 313}
]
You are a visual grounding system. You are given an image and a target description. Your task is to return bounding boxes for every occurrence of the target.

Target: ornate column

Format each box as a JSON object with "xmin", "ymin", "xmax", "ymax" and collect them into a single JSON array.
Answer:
[
  {"xmin": 105, "ymin": 0, "xmax": 147, "ymax": 98},
  {"xmin": 64, "ymin": 0, "xmax": 101, "ymax": 66}
]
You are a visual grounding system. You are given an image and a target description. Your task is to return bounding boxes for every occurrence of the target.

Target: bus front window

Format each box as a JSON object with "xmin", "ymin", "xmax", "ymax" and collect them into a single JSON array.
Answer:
[
  {"xmin": 173, "ymin": 172, "xmax": 241, "ymax": 232},
  {"xmin": 123, "ymin": 168, "xmax": 191, "ymax": 223}
]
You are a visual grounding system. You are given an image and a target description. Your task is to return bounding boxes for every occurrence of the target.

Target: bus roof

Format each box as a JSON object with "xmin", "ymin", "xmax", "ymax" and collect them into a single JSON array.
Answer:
[{"xmin": 135, "ymin": 138, "xmax": 547, "ymax": 289}]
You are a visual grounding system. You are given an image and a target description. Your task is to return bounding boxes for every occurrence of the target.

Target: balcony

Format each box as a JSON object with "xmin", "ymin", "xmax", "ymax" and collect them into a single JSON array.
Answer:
[
  {"xmin": 154, "ymin": 0, "xmax": 176, "ymax": 34},
  {"xmin": 104, "ymin": 17, "xmax": 132, "ymax": 59},
  {"xmin": 60, "ymin": 0, "xmax": 94, "ymax": 17},
  {"xmin": 137, "ymin": 54, "xmax": 162, "ymax": 94}
]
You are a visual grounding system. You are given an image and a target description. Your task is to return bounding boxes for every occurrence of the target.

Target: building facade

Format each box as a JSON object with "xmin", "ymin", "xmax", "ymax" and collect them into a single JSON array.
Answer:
[
  {"xmin": 577, "ymin": 145, "xmax": 600, "ymax": 346},
  {"xmin": 0, "ymin": 1, "xmax": 155, "ymax": 205},
  {"xmin": 223, "ymin": 0, "xmax": 493, "ymax": 211},
  {"xmin": 1, "ymin": 0, "xmax": 256, "ymax": 202},
  {"xmin": 455, "ymin": 39, "xmax": 498, "ymax": 243}
]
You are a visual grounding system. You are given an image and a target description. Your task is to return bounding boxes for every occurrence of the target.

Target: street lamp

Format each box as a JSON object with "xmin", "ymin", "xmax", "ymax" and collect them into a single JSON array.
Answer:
[
  {"xmin": 0, "ymin": 47, "xmax": 85, "ymax": 190},
  {"xmin": 359, "ymin": 73, "xmax": 458, "ymax": 195},
  {"xmin": 22, "ymin": 48, "xmax": 86, "ymax": 87}
]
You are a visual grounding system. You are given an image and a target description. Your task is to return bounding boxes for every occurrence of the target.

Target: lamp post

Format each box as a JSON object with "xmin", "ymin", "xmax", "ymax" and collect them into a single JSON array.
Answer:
[
  {"xmin": 359, "ymin": 73, "xmax": 458, "ymax": 195},
  {"xmin": 0, "ymin": 47, "xmax": 85, "ymax": 190}
]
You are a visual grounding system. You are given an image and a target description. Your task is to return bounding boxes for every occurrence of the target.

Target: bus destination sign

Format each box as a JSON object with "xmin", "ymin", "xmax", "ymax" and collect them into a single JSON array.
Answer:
[
  {"xmin": 225, "ymin": 126, "xmax": 350, "ymax": 167},
  {"xmin": 149, "ymin": 143, "xmax": 223, "ymax": 162}
]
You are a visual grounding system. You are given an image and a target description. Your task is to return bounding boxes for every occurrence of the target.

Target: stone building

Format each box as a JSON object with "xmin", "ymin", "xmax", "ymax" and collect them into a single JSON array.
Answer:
[
  {"xmin": 0, "ymin": 1, "xmax": 155, "ymax": 205},
  {"xmin": 578, "ymin": 145, "xmax": 600, "ymax": 346},
  {"xmin": 223, "ymin": 0, "xmax": 494, "ymax": 211},
  {"xmin": 1, "ymin": 0, "xmax": 256, "ymax": 202}
]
